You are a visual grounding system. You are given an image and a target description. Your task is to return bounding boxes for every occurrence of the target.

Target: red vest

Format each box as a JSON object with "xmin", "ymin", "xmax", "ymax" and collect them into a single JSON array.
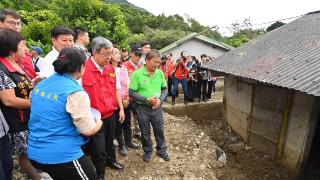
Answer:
[
  {"xmin": 122, "ymin": 60, "xmax": 142, "ymax": 78},
  {"xmin": 166, "ymin": 60, "xmax": 174, "ymax": 78},
  {"xmin": 82, "ymin": 58, "xmax": 117, "ymax": 119},
  {"xmin": 174, "ymin": 62, "xmax": 189, "ymax": 80}
]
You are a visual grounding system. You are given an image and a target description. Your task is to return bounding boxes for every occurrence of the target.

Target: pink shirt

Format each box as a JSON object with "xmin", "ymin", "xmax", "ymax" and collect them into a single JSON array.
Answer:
[{"xmin": 115, "ymin": 66, "xmax": 129, "ymax": 99}]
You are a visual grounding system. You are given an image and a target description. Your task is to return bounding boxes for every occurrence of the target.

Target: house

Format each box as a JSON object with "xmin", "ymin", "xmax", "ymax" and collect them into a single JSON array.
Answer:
[
  {"xmin": 203, "ymin": 11, "xmax": 320, "ymax": 178},
  {"xmin": 159, "ymin": 33, "xmax": 233, "ymax": 59}
]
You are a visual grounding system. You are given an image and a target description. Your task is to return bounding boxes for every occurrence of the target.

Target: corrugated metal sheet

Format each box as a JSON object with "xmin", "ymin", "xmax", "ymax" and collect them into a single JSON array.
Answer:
[{"xmin": 204, "ymin": 11, "xmax": 320, "ymax": 96}]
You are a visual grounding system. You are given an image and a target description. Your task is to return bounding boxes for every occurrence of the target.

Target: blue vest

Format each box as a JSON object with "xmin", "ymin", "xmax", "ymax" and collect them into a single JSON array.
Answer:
[{"xmin": 28, "ymin": 73, "xmax": 87, "ymax": 164}]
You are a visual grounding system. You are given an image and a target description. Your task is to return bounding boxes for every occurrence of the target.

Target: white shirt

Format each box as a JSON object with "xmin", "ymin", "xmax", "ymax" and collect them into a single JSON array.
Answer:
[
  {"xmin": 74, "ymin": 43, "xmax": 91, "ymax": 60},
  {"xmin": 91, "ymin": 58, "xmax": 121, "ymax": 90},
  {"xmin": 38, "ymin": 47, "xmax": 59, "ymax": 78},
  {"xmin": 139, "ymin": 54, "xmax": 146, "ymax": 65}
]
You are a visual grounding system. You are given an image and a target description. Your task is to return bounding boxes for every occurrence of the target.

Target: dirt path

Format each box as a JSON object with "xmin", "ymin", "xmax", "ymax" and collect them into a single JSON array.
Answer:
[
  {"xmin": 107, "ymin": 112, "xmax": 224, "ymax": 179},
  {"xmin": 13, "ymin": 91, "xmax": 289, "ymax": 180}
]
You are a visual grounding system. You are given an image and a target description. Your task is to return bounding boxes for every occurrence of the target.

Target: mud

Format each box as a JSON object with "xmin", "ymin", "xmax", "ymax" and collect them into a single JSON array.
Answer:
[{"xmin": 13, "ymin": 91, "xmax": 289, "ymax": 180}]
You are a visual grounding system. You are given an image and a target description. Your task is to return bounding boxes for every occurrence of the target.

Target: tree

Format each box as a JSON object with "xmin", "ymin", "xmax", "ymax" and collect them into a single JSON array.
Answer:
[
  {"xmin": 266, "ymin": 21, "xmax": 285, "ymax": 32},
  {"xmin": 19, "ymin": 10, "xmax": 62, "ymax": 45},
  {"xmin": 50, "ymin": 0, "xmax": 129, "ymax": 46},
  {"xmin": 0, "ymin": 0, "xmax": 50, "ymax": 11},
  {"xmin": 188, "ymin": 17, "xmax": 206, "ymax": 32},
  {"xmin": 127, "ymin": 28, "xmax": 187, "ymax": 50},
  {"xmin": 224, "ymin": 18, "xmax": 266, "ymax": 47}
]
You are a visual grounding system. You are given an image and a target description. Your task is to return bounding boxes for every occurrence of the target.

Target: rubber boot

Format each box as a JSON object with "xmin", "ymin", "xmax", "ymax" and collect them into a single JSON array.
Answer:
[
  {"xmin": 116, "ymin": 135, "xmax": 128, "ymax": 156},
  {"xmin": 124, "ymin": 130, "xmax": 140, "ymax": 149},
  {"xmin": 184, "ymin": 96, "xmax": 188, "ymax": 105},
  {"xmin": 171, "ymin": 96, "xmax": 175, "ymax": 105}
]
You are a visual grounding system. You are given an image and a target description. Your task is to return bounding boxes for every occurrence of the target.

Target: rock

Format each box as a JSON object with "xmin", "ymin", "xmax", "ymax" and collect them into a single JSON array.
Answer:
[
  {"xmin": 39, "ymin": 172, "xmax": 52, "ymax": 180},
  {"xmin": 225, "ymin": 133, "xmax": 238, "ymax": 144},
  {"xmin": 200, "ymin": 132, "xmax": 205, "ymax": 137},
  {"xmin": 228, "ymin": 142, "xmax": 245, "ymax": 154},
  {"xmin": 216, "ymin": 147, "xmax": 227, "ymax": 163}
]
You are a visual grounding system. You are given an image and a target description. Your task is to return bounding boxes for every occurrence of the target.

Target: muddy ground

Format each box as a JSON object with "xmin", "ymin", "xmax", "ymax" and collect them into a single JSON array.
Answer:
[
  {"xmin": 163, "ymin": 92, "xmax": 289, "ymax": 180},
  {"xmin": 13, "ymin": 91, "xmax": 290, "ymax": 180}
]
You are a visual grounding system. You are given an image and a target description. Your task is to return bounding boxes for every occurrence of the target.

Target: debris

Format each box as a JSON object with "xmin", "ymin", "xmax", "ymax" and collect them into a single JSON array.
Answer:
[
  {"xmin": 216, "ymin": 146, "xmax": 227, "ymax": 163},
  {"xmin": 225, "ymin": 133, "xmax": 239, "ymax": 144},
  {"xmin": 228, "ymin": 141, "xmax": 245, "ymax": 154}
]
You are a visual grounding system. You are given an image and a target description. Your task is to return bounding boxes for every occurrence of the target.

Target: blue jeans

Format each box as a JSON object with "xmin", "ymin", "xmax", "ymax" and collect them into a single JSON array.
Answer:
[
  {"xmin": 172, "ymin": 77, "xmax": 188, "ymax": 98},
  {"xmin": 0, "ymin": 135, "xmax": 13, "ymax": 180}
]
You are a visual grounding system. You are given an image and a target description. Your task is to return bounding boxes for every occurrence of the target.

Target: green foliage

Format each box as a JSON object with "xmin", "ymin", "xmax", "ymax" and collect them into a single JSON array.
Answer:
[
  {"xmin": 266, "ymin": 21, "xmax": 285, "ymax": 32},
  {"xmin": 224, "ymin": 18, "xmax": 265, "ymax": 47},
  {"xmin": 145, "ymin": 28, "xmax": 188, "ymax": 50},
  {"xmin": 119, "ymin": 4, "xmax": 154, "ymax": 34},
  {"xmin": 50, "ymin": 0, "xmax": 129, "ymax": 46},
  {"xmin": 0, "ymin": 0, "xmax": 51, "ymax": 11},
  {"xmin": 26, "ymin": 39, "xmax": 52, "ymax": 55},
  {"xmin": 2, "ymin": 0, "xmax": 225, "ymax": 52},
  {"xmin": 19, "ymin": 10, "xmax": 62, "ymax": 45},
  {"xmin": 224, "ymin": 34, "xmax": 250, "ymax": 48},
  {"xmin": 127, "ymin": 28, "xmax": 187, "ymax": 49}
]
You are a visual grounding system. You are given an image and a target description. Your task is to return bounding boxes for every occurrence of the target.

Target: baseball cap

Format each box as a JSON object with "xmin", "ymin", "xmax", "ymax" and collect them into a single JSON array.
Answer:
[
  {"xmin": 131, "ymin": 44, "xmax": 142, "ymax": 56},
  {"xmin": 31, "ymin": 46, "xmax": 43, "ymax": 55}
]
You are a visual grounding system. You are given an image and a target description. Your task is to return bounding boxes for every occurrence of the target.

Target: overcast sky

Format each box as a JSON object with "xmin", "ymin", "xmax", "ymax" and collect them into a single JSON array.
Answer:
[{"xmin": 127, "ymin": 0, "xmax": 320, "ymax": 36}]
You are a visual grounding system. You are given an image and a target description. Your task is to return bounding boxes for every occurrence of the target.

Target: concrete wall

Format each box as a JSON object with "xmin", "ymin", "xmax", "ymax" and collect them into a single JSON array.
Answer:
[
  {"xmin": 249, "ymin": 84, "xmax": 287, "ymax": 155},
  {"xmin": 281, "ymin": 91, "xmax": 317, "ymax": 175},
  {"xmin": 162, "ymin": 38, "xmax": 228, "ymax": 60},
  {"xmin": 224, "ymin": 75, "xmax": 252, "ymax": 142},
  {"xmin": 224, "ymin": 75, "xmax": 319, "ymax": 176}
]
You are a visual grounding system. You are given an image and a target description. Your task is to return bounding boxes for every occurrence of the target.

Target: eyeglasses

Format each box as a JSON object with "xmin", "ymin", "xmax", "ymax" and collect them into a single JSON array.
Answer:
[
  {"xmin": 99, "ymin": 52, "xmax": 112, "ymax": 57},
  {"xmin": 5, "ymin": 20, "xmax": 21, "ymax": 26}
]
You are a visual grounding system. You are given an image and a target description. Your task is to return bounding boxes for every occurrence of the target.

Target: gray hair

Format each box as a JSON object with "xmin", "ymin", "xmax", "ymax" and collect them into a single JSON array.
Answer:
[{"xmin": 91, "ymin": 36, "xmax": 113, "ymax": 52}]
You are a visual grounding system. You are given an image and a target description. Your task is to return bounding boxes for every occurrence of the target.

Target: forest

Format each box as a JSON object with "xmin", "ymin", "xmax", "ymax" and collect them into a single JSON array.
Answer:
[{"xmin": 0, "ymin": 0, "xmax": 284, "ymax": 54}]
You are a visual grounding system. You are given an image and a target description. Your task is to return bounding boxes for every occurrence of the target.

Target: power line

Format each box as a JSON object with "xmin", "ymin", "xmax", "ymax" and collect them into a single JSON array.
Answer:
[
  {"xmin": 198, "ymin": 13, "xmax": 304, "ymax": 35},
  {"xmin": 219, "ymin": 14, "xmax": 303, "ymax": 29}
]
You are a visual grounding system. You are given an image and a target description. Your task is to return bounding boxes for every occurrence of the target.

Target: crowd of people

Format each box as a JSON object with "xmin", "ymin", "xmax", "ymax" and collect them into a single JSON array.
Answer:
[
  {"xmin": 159, "ymin": 52, "xmax": 217, "ymax": 105},
  {"xmin": 0, "ymin": 8, "xmax": 216, "ymax": 180}
]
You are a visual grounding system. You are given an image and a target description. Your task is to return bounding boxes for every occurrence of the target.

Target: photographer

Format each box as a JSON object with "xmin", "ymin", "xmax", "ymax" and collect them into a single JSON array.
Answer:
[
  {"xmin": 187, "ymin": 56, "xmax": 199, "ymax": 102},
  {"xmin": 197, "ymin": 54, "xmax": 209, "ymax": 102},
  {"xmin": 171, "ymin": 51, "xmax": 191, "ymax": 105}
]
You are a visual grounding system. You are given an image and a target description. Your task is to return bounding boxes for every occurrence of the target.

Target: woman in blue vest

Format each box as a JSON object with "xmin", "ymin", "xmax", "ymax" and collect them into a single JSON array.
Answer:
[{"xmin": 28, "ymin": 47, "xmax": 102, "ymax": 180}]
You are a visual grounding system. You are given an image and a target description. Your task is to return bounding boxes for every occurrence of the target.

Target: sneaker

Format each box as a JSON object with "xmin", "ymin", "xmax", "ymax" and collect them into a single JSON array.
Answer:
[
  {"xmin": 143, "ymin": 152, "xmax": 152, "ymax": 162},
  {"xmin": 157, "ymin": 152, "xmax": 170, "ymax": 161}
]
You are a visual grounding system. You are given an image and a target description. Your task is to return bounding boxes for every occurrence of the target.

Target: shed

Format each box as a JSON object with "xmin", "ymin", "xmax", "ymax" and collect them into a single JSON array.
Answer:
[
  {"xmin": 159, "ymin": 33, "xmax": 233, "ymax": 59},
  {"xmin": 204, "ymin": 11, "xmax": 320, "ymax": 178}
]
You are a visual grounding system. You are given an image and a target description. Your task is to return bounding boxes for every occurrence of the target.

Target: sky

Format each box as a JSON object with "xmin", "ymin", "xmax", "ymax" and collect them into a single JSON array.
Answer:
[{"xmin": 127, "ymin": 0, "xmax": 320, "ymax": 36}]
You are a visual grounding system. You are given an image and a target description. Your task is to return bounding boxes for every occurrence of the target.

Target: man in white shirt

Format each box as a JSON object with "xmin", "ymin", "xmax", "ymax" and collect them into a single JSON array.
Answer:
[
  {"xmin": 73, "ymin": 27, "xmax": 90, "ymax": 59},
  {"xmin": 139, "ymin": 42, "xmax": 151, "ymax": 65},
  {"xmin": 37, "ymin": 27, "xmax": 74, "ymax": 77}
]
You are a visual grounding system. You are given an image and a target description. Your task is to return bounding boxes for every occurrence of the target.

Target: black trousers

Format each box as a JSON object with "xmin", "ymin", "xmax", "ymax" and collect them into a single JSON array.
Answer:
[
  {"xmin": 167, "ymin": 76, "xmax": 173, "ymax": 96},
  {"xmin": 30, "ymin": 155, "xmax": 98, "ymax": 180},
  {"xmin": 115, "ymin": 107, "xmax": 131, "ymax": 139},
  {"xmin": 207, "ymin": 80, "xmax": 216, "ymax": 99},
  {"xmin": 0, "ymin": 135, "xmax": 13, "ymax": 180},
  {"xmin": 87, "ymin": 113, "xmax": 117, "ymax": 176},
  {"xmin": 197, "ymin": 79, "xmax": 208, "ymax": 100}
]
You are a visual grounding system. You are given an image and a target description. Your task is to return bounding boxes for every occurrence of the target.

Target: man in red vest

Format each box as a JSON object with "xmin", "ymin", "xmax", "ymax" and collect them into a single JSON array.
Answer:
[{"xmin": 82, "ymin": 37, "xmax": 125, "ymax": 179}]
